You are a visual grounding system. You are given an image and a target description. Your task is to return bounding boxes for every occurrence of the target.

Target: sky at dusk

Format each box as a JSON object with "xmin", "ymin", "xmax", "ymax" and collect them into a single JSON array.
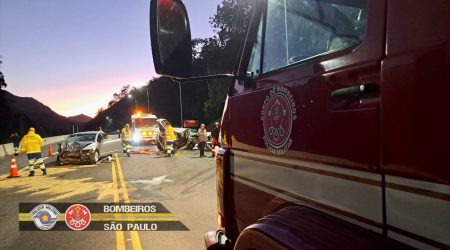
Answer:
[{"xmin": 0, "ymin": 0, "xmax": 220, "ymax": 117}]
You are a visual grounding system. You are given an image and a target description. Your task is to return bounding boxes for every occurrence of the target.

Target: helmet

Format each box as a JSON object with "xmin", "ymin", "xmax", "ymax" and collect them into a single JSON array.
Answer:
[
  {"xmin": 29, "ymin": 127, "xmax": 35, "ymax": 132},
  {"xmin": 200, "ymin": 123, "xmax": 205, "ymax": 127},
  {"xmin": 125, "ymin": 124, "xmax": 130, "ymax": 127},
  {"xmin": 215, "ymin": 122, "xmax": 219, "ymax": 125}
]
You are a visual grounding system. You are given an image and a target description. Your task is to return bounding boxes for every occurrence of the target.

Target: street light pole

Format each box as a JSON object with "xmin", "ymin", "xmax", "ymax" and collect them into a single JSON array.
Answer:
[
  {"xmin": 178, "ymin": 82, "xmax": 183, "ymax": 126},
  {"xmin": 128, "ymin": 94, "xmax": 137, "ymax": 111},
  {"xmin": 146, "ymin": 86, "xmax": 150, "ymax": 113}
]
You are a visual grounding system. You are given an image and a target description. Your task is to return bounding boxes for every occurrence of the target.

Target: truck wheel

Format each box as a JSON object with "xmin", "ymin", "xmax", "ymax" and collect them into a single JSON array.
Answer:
[
  {"xmin": 234, "ymin": 226, "xmax": 284, "ymax": 250},
  {"xmin": 90, "ymin": 151, "xmax": 99, "ymax": 165}
]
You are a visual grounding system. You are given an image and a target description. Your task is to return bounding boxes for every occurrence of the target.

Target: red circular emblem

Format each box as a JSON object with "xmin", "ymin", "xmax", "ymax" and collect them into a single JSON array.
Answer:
[
  {"xmin": 261, "ymin": 86, "xmax": 297, "ymax": 155},
  {"xmin": 65, "ymin": 204, "xmax": 91, "ymax": 231}
]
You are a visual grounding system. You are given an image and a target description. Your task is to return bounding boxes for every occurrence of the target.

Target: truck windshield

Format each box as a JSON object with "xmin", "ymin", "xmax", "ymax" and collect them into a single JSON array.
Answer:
[
  {"xmin": 248, "ymin": 0, "xmax": 368, "ymax": 75},
  {"xmin": 135, "ymin": 119, "xmax": 157, "ymax": 127}
]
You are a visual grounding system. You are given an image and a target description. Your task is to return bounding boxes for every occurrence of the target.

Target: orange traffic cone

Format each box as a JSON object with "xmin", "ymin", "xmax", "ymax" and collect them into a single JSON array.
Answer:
[
  {"xmin": 7, "ymin": 155, "xmax": 20, "ymax": 178},
  {"xmin": 48, "ymin": 144, "xmax": 53, "ymax": 157}
]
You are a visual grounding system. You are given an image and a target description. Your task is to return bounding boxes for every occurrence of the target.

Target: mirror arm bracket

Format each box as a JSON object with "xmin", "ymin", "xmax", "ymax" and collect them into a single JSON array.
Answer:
[{"xmin": 169, "ymin": 74, "xmax": 245, "ymax": 83}]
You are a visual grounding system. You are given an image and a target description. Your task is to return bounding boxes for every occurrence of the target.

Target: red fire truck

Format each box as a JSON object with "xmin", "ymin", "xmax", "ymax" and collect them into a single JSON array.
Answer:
[{"xmin": 149, "ymin": 0, "xmax": 450, "ymax": 249}]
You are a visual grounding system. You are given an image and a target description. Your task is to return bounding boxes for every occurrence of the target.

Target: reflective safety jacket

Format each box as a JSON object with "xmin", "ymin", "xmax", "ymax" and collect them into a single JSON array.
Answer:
[
  {"xmin": 122, "ymin": 127, "xmax": 132, "ymax": 141},
  {"xmin": 165, "ymin": 125, "xmax": 177, "ymax": 141},
  {"xmin": 20, "ymin": 131, "xmax": 44, "ymax": 154}
]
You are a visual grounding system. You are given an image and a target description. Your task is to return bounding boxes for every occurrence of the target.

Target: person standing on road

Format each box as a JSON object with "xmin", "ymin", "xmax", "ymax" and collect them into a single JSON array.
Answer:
[
  {"xmin": 10, "ymin": 132, "xmax": 20, "ymax": 156},
  {"xmin": 210, "ymin": 122, "xmax": 220, "ymax": 157},
  {"xmin": 19, "ymin": 127, "xmax": 46, "ymax": 177},
  {"xmin": 165, "ymin": 122, "xmax": 177, "ymax": 157},
  {"xmin": 198, "ymin": 124, "xmax": 207, "ymax": 158},
  {"xmin": 121, "ymin": 124, "xmax": 132, "ymax": 157}
]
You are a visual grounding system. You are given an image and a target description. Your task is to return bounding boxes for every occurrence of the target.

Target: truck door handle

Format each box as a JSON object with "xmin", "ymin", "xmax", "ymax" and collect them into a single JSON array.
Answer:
[{"xmin": 331, "ymin": 83, "xmax": 378, "ymax": 97}]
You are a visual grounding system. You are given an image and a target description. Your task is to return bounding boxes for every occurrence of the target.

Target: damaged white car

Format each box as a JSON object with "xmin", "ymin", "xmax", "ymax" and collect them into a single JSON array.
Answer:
[{"xmin": 57, "ymin": 131, "xmax": 122, "ymax": 165}]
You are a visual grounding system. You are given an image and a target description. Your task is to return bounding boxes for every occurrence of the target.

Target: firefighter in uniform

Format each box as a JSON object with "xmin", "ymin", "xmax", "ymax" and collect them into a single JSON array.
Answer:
[
  {"xmin": 121, "ymin": 124, "xmax": 132, "ymax": 157},
  {"xmin": 165, "ymin": 122, "xmax": 177, "ymax": 157},
  {"xmin": 19, "ymin": 127, "xmax": 46, "ymax": 176}
]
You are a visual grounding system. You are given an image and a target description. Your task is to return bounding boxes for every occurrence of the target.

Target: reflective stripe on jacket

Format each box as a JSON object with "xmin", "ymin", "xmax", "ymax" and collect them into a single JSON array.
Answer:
[
  {"xmin": 20, "ymin": 132, "xmax": 44, "ymax": 154},
  {"xmin": 122, "ymin": 128, "xmax": 132, "ymax": 141},
  {"xmin": 165, "ymin": 125, "xmax": 177, "ymax": 141}
]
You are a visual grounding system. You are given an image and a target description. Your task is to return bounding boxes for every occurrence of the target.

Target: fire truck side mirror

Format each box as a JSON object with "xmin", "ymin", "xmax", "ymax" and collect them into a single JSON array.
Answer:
[{"xmin": 150, "ymin": 0, "xmax": 192, "ymax": 78}]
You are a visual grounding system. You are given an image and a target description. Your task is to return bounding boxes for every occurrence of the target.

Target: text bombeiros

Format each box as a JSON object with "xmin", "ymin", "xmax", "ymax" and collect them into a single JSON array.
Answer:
[{"xmin": 103, "ymin": 205, "xmax": 157, "ymax": 213}]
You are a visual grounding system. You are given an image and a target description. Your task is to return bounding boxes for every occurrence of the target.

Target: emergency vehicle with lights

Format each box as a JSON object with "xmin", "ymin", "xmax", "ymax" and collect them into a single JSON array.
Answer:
[
  {"xmin": 149, "ymin": 0, "xmax": 450, "ymax": 249},
  {"xmin": 131, "ymin": 113, "xmax": 158, "ymax": 144}
]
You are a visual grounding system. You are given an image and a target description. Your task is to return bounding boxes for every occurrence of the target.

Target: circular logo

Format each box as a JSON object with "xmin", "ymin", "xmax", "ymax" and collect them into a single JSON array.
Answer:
[
  {"xmin": 261, "ymin": 86, "xmax": 297, "ymax": 155},
  {"xmin": 65, "ymin": 204, "xmax": 91, "ymax": 231},
  {"xmin": 30, "ymin": 204, "xmax": 60, "ymax": 230}
]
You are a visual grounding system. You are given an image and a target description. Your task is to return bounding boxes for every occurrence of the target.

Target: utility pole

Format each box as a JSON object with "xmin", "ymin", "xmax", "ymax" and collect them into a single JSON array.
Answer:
[
  {"xmin": 20, "ymin": 116, "xmax": 23, "ymax": 135},
  {"xmin": 146, "ymin": 86, "xmax": 150, "ymax": 113},
  {"xmin": 178, "ymin": 81, "xmax": 183, "ymax": 126},
  {"xmin": 128, "ymin": 94, "xmax": 138, "ymax": 112}
]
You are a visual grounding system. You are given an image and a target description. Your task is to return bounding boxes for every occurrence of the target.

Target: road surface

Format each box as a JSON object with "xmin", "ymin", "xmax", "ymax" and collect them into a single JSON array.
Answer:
[{"xmin": 0, "ymin": 146, "xmax": 217, "ymax": 250}]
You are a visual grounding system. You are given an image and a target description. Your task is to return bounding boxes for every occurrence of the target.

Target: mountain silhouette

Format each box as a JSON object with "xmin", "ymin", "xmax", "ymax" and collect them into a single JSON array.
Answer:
[
  {"xmin": 68, "ymin": 114, "xmax": 92, "ymax": 123},
  {"xmin": 3, "ymin": 91, "xmax": 86, "ymax": 137}
]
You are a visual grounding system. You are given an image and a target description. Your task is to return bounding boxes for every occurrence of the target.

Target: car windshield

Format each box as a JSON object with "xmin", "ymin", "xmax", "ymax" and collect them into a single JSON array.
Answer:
[
  {"xmin": 66, "ymin": 133, "xmax": 96, "ymax": 143},
  {"xmin": 135, "ymin": 118, "xmax": 157, "ymax": 127}
]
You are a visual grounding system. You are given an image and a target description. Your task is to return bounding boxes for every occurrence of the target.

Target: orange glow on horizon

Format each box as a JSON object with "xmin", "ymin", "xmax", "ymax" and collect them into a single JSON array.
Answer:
[{"xmin": 20, "ymin": 74, "xmax": 156, "ymax": 117}]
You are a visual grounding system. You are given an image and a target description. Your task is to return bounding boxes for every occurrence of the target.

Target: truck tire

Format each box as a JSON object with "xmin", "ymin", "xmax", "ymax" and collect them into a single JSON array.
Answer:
[
  {"xmin": 234, "ymin": 226, "xmax": 285, "ymax": 250},
  {"xmin": 90, "ymin": 150, "xmax": 99, "ymax": 165},
  {"xmin": 235, "ymin": 205, "xmax": 409, "ymax": 250}
]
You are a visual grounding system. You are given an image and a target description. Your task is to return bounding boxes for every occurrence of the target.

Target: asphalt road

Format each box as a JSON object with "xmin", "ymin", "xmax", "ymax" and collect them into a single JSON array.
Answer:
[
  {"xmin": 0, "ymin": 146, "xmax": 217, "ymax": 250},
  {"xmin": 0, "ymin": 143, "xmax": 58, "ymax": 175}
]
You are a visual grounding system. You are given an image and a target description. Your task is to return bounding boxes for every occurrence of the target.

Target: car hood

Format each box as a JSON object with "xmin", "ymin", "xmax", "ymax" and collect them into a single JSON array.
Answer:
[{"xmin": 61, "ymin": 141, "xmax": 94, "ymax": 152}]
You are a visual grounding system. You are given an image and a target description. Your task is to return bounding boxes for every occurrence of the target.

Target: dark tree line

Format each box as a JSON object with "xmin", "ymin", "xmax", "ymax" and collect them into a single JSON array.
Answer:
[
  {"xmin": 193, "ymin": 0, "xmax": 253, "ymax": 122},
  {"xmin": 0, "ymin": 59, "xmax": 14, "ymax": 143},
  {"xmin": 0, "ymin": 0, "xmax": 255, "ymax": 140},
  {"xmin": 88, "ymin": 0, "xmax": 253, "ymax": 131}
]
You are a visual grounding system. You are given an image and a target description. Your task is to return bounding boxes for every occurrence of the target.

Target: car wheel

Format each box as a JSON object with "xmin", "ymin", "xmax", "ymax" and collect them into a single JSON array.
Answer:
[
  {"xmin": 56, "ymin": 156, "xmax": 63, "ymax": 166},
  {"xmin": 90, "ymin": 151, "xmax": 99, "ymax": 164},
  {"xmin": 156, "ymin": 141, "xmax": 164, "ymax": 151},
  {"xmin": 186, "ymin": 141, "xmax": 195, "ymax": 150}
]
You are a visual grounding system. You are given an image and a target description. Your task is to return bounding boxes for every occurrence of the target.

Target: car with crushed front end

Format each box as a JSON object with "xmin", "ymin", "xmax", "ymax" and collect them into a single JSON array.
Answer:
[{"xmin": 57, "ymin": 131, "xmax": 122, "ymax": 165}]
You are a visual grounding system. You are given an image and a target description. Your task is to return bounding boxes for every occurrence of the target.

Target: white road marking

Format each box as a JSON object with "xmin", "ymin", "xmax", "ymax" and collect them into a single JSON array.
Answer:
[{"xmin": 129, "ymin": 175, "xmax": 174, "ymax": 186}]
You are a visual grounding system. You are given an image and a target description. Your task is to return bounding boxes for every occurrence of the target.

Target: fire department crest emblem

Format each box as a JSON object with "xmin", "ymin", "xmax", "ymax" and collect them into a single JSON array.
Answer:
[
  {"xmin": 261, "ymin": 86, "xmax": 297, "ymax": 155},
  {"xmin": 65, "ymin": 204, "xmax": 91, "ymax": 231}
]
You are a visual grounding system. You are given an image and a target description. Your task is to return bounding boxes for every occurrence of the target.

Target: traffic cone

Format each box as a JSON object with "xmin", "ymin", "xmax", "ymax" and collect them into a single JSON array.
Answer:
[
  {"xmin": 7, "ymin": 155, "xmax": 20, "ymax": 178},
  {"xmin": 48, "ymin": 144, "xmax": 53, "ymax": 157}
]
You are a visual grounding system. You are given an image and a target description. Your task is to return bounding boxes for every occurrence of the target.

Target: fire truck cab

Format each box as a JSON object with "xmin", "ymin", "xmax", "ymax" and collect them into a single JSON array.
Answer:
[
  {"xmin": 150, "ymin": 0, "xmax": 450, "ymax": 249},
  {"xmin": 131, "ymin": 113, "xmax": 158, "ymax": 144}
]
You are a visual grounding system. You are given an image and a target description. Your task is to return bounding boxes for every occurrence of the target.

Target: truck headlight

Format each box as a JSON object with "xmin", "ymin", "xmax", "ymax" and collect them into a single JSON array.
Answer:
[{"xmin": 133, "ymin": 133, "xmax": 141, "ymax": 142}]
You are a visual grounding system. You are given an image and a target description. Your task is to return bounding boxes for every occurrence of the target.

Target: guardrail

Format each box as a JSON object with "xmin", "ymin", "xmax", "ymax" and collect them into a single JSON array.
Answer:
[{"xmin": 0, "ymin": 135, "xmax": 68, "ymax": 158}]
